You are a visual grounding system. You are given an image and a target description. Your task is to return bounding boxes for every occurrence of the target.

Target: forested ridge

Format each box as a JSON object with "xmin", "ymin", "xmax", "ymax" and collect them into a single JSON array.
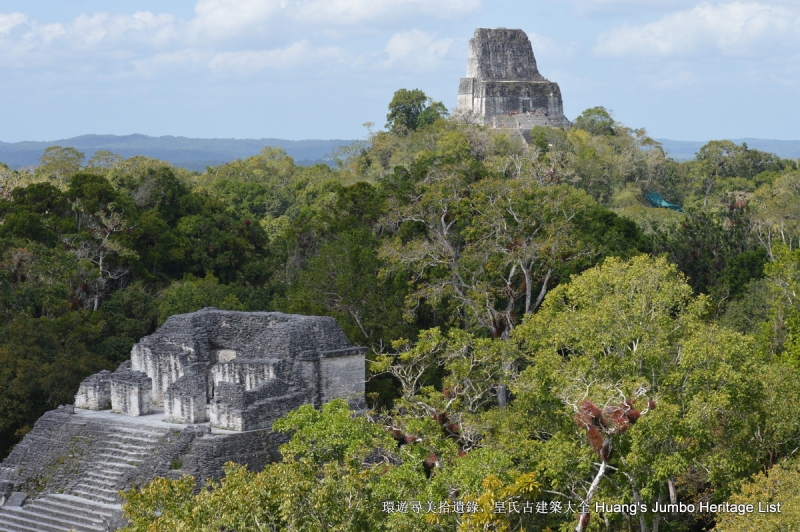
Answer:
[{"xmin": 2, "ymin": 96, "xmax": 800, "ymax": 531}]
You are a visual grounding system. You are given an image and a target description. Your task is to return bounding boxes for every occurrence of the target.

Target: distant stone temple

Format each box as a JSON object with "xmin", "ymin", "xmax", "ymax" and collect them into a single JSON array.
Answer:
[
  {"xmin": 457, "ymin": 28, "xmax": 570, "ymax": 130},
  {"xmin": 0, "ymin": 310, "xmax": 366, "ymax": 531},
  {"xmin": 77, "ymin": 309, "xmax": 366, "ymax": 430}
]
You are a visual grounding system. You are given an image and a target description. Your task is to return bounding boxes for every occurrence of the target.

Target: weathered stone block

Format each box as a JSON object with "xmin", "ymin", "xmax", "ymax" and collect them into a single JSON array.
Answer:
[
  {"xmin": 164, "ymin": 374, "xmax": 208, "ymax": 423},
  {"xmin": 111, "ymin": 369, "xmax": 153, "ymax": 416},
  {"xmin": 74, "ymin": 370, "xmax": 112, "ymax": 410},
  {"xmin": 2, "ymin": 492, "xmax": 26, "ymax": 507},
  {"xmin": 319, "ymin": 349, "xmax": 366, "ymax": 409},
  {"xmin": 210, "ymin": 358, "xmax": 279, "ymax": 392}
]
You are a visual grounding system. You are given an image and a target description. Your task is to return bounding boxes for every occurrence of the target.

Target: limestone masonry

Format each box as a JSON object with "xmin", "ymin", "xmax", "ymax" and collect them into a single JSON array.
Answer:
[
  {"xmin": 457, "ymin": 28, "xmax": 570, "ymax": 130},
  {"xmin": 81, "ymin": 308, "xmax": 367, "ymax": 431},
  {"xmin": 0, "ymin": 309, "xmax": 366, "ymax": 532}
]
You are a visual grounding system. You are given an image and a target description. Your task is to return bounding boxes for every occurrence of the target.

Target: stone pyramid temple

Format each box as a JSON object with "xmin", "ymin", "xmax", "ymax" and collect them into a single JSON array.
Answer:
[
  {"xmin": 0, "ymin": 309, "xmax": 366, "ymax": 531},
  {"xmin": 457, "ymin": 28, "xmax": 570, "ymax": 130}
]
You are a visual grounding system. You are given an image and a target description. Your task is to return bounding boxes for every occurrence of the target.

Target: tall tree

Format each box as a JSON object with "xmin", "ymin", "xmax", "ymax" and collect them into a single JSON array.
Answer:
[
  {"xmin": 385, "ymin": 88, "xmax": 448, "ymax": 133},
  {"xmin": 37, "ymin": 146, "xmax": 85, "ymax": 187}
]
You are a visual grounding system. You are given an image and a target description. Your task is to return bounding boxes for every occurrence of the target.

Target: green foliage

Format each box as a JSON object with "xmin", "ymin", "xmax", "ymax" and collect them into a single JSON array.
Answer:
[
  {"xmin": 512, "ymin": 255, "xmax": 770, "ymax": 529},
  {"xmin": 715, "ymin": 458, "xmax": 800, "ymax": 531},
  {"xmin": 385, "ymin": 88, "xmax": 448, "ymax": 133},
  {"xmin": 653, "ymin": 205, "xmax": 761, "ymax": 297},
  {"xmin": 573, "ymin": 106, "xmax": 616, "ymax": 136},
  {"xmin": 283, "ymin": 228, "xmax": 407, "ymax": 345},
  {"xmin": 91, "ymin": 284, "xmax": 158, "ymax": 363},
  {"xmin": 0, "ymin": 312, "xmax": 109, "ymax": 457},
  {"xmin": 6, "ymin": 89, "xmax": 800, "ymax": 532},
  {"xmin": 37, "ymin": 146, "xmax": 85, "ymax": 187},
  {"xmin": 122, "ymin": 398, "xmax": 542, "ymax": 532},
  {"xmin": 157, "ymin": 273, "xmax": 244, "ymax": 325}
]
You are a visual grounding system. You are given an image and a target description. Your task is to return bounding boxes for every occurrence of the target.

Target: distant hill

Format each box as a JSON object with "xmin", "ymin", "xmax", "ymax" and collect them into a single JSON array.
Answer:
[
  {"xmin": 2, "ymin": 134, "xmax": 799, "ymax": 171},
  {"xmin": 0, "ymin": 134, "xmax": 358, "ymax": 171},
  {"xmin": 656, "ymin": 138, "xmax": 800, "ymax": 161}
]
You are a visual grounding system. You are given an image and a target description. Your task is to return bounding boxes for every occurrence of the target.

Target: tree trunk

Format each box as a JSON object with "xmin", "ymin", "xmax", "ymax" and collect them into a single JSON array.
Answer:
[
  {"xmin": 668, "ymin": 477, "xmax": 677, "ymax": 506},
  {"xmin": 522, "ymin": 262, "xmax": 533, "ymax": 314},
  {"xmin": 348, "ymin": 309, "xmax": 369, "ymax": 341},
  {"xmin": 531, "ymin": 268, "xmax": 552, "ymax": 313},
  {"xmin": 576, "ymin": 458, "xmax": 608, "ymax": 532},
  {"xmin": 632, "ymin": 489, "xmax": 649, "ymax": 532},
  {"xmin": 703, "ymin": 179, "xmax": 713, "ymax": 207},
  {"xmin": 497, "ymin": 384, "xmax": 508, "ymax": 409},
  {"xmin": 652, "ymin": 490, "xmax": 663, "ymax": 532}
]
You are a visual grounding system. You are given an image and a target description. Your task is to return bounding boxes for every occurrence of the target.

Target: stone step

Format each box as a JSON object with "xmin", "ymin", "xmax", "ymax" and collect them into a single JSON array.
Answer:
[
  {"xmin": 18, "ymin": 501, "xmax": 105, "ymax": 529},
  {"xmin": 0, "ymin": 511, "xmax": 52, "ymax": 532},
  {"xmin": 100, "ymin": 432, "xmax": 168, "ymax": 443},
  {"xmin": 0, "ymin": 511, "xmax": 62, "ymax": 532},
  {"xmin": 83, "ymin": 473, "xmax": 121, "ymax": 487},
  {"xmin": 75, "ymin": 481, "xmax": 118, "ymax": 493},
  {"xmin": 107, "ymin": 430, "xmax": 166, "ymax": 440},
  {"xmin": 71, "ymin": 488, "xmax": 119, "ymax": 504},
  {"xmin": 95, "ymin": 468, "xmax": 129, "ymax": 478},
  {"xmin": 32, "ymin": 494, "xmax": 118, "ymax": 518},
  {"xmin": 93, "ymin": 451, "xmax": 148, "ymax": 462},
  {"xmin": 0, "ymin": 505, "xmax": 102, "ymax": 532},
  {"xmin": 85, "ymin": 469, "xmax": 121, "ymax": 480},
  {"xmin": 109, "ymin": 424, "xmax": 171, "ymax": 436},
  {"xmin": 100, "ymin": 440, "xmax": 157, "ymax": 451},
  {"xmin": 72, "ymin": 482, "xmax": 119, "ymax": 496},
  {"xmin": 0, "ymin": 507, "xmax": 97, "ymax": 532},
  {"xmin": 94, "ymin": 461, "xmax": 137, "ymax": 470},
  {"xmin": 96, "ymin": 444, "xmax": 151, "ymax": 454},
  {"xmin": 72, "ymin": 478, "xmax": 117, "ymax": 493},
  {"xmin": 102, "ymin": 434, "xmax": 163, "ymax": 445}
]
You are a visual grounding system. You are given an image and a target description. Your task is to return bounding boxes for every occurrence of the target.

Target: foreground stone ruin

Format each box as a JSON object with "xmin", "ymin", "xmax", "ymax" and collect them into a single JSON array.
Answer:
[
  {"xmin": 457, "ymin": 28, "xmax": 571, "ymax": 130},
  {"xmin": 0, "ymin": 309, "xmax": 366, "ymax": 532}
]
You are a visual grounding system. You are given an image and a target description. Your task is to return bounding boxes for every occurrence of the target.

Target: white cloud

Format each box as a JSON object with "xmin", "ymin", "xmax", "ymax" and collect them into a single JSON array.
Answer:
[
  {"xmin": 526, "ymin": 32, "xmax": 580, "ymax": 62},
  {"xmin": 131, "ymin": 49, "xmax": 206, "ymax": 77},
  {"xmin": 0, "ymin": 11, "xmax": 180, "ymax": 63},
  {"xmin": 645, "ymin": 68, "xmax": 701, "ymax": 89},
  {"xmin": 380, "ymin": 30, "xmax": 453, "ymax": 69},
  {"xmin": 0, "ymin": 12, "xmax": 26, "ymax": 34},
  {"xmin": 0, "ymin": 0, "xmax": 480, "ymax": 69},
  {"xmin": 205, "ymin": 29, "xmax": 454, "ymax": 75},
  {"xmin": 288, "ymin": 0, "xmax": 480, "ymax": 26},
  {"xmin": 188, "ymin": 0, "xmax": 283, "ymax": 41},
  {"xmin": 557, "ymin": 0, "xmax": 798, "ymax": 15},
  {"xmin": 26, "ymin": 23, "xmax": 68, "ymax": 46},
  {"xmin": 595, "ymin": 2, "xmax": 800, "ymax": 57},
  {"xmin": 208, "ymin": 40, "xmax": 346, "ymax": 72}
]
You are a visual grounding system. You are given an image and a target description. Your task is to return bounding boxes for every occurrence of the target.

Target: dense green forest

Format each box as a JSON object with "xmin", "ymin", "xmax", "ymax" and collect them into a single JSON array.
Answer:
[{"xmin": 2, "ymin": 95, "xmax": 800, "ymax": 531}]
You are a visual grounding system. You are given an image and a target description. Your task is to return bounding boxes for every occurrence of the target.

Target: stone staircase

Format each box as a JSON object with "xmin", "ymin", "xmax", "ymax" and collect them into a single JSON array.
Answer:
[
  {"xmin": 0, "ymin": 494, "xmax": 118, "ymax": 532},
  {"xmin": 0, "ymin": 422, "xmax": 173, "ymax": 532}
]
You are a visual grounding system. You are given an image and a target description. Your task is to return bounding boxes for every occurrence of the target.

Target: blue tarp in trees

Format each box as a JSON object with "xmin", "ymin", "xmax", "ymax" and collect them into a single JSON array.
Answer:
[{"xmin": 645, "ymin": 192, "xmax": 683, "ymax": 212}]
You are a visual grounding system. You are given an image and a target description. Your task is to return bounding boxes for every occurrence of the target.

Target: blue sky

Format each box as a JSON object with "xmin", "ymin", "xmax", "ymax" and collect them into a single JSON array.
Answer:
[{"xmin": 1, "ymin": 0, "xmax": 798, "ymax": 142}]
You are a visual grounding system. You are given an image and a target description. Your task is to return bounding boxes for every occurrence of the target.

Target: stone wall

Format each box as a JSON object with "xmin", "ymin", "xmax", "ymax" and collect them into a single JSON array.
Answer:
[
  {"xmin": 101, "ymin": 309, "xmax": 367, "ymax": 429},
  {"xmin": 0, "ymin": 406, "xmax": 290, "ymax": 530},
  {"xmin": 457, "ymin": 28, "xmax": 571, "ymax": 129},
  {"xmin": 2, "ymin": 310, "xmax": 367, "ymax": 531},
  {"xmin": 0, "ymin": 407, "xmax": 287, "ymax": 498},
  {"xmin": 466, "ymin": 27, "xmax": 545, "ymax": 82},
  {"xmin": 178, "ymin": 428, "xmax": 287, "ymax": 484},
  {"xmin": 74, "ymin": 370, "xmax": 112, "ymax": 410},
  {"xmin": 0, "ymin": 406, "xmax": 85, "ymax": 496},
  {"xmin": 319, "ymin": 351, "xmax": 366, "ymax": 409},
  {"xmin": 110, "ymin": 368, "xmax": 153, "ymax": 416},
  {"xmin": 164, "ymin": 375, "xmax": 208, "ymax": 424}
]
